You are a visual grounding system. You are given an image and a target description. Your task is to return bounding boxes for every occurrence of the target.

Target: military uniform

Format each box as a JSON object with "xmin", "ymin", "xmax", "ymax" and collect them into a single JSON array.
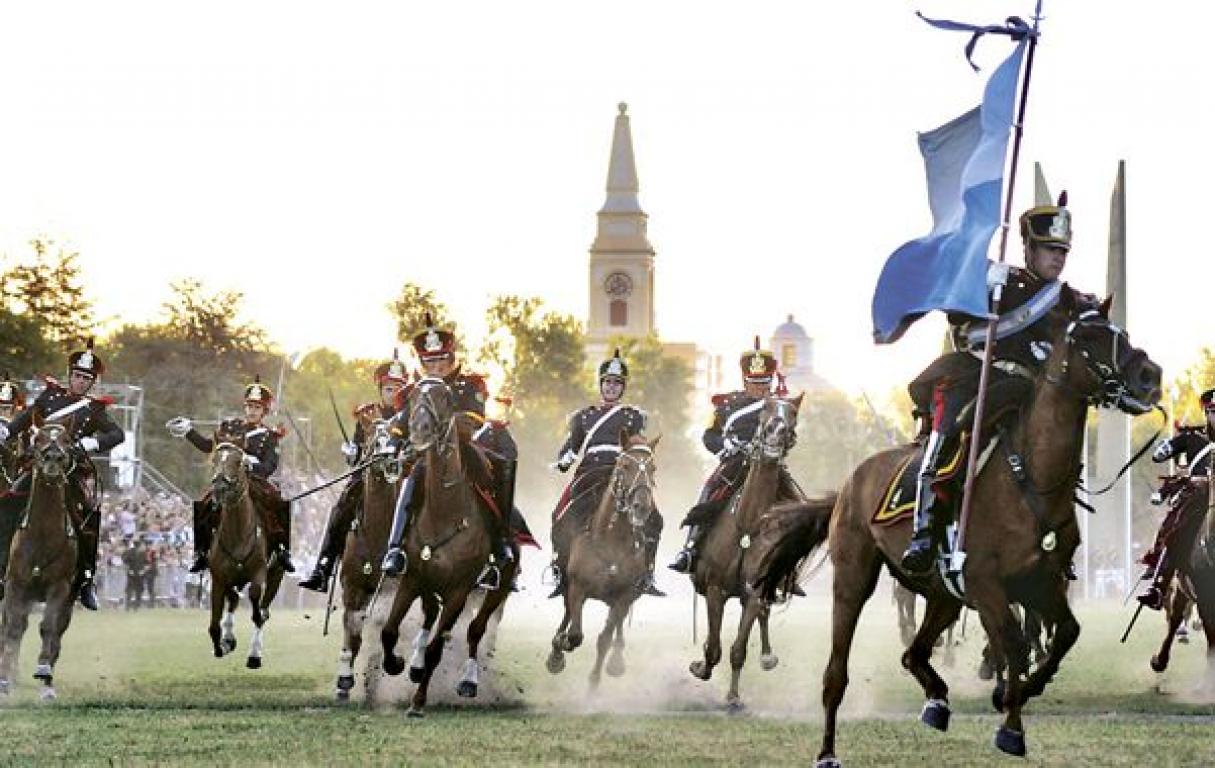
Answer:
[
  {"xmin": 170, "ymin": 378, "xmax": 295, "ymax": 573},
  {"xmin": 299, "ymin": 353, "xmax": 408, "ymax": 592},
  {"xmin": 549, "ymin": 349, "xmax": 663, "ymax": 597},
  {"xmin": 1137, "ymin": 391, "xmax": 1215, "ymax": 610},
  {"xmin": 669, "ymin": 340, "xmax": 801, "ymax": 573},
  {"xmin": 0, "ymin": 341, "xmax": 124, "ymax": 609},
  {"xmin": 0, "ymin": 376, "xmax": 26, "ymax": 480},
  {"xmin": 901, "ymin": 195, "xmax": 1096, "ymax": 573}
]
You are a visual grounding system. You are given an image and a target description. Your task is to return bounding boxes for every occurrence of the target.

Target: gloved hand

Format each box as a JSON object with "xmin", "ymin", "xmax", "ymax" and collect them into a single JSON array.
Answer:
[
  {"xmin": 341, "ymin": 441, "xmax": 359, "ymax": 465},
  {"xmin": 1152, "ymin": 441, "xmax": 1173, "ymax": 463},
  {"xmin": 242, "ymin": 455, "xmax": 261, "ymax": 470},
  {"xmin": 79, "ymin": 437, "xmax": 100, "ymax": 452},
  {"xmin": 0, "ymin": 423, "xmax": 9, "ymax": 442},
  {"xmin": 166, "ymin": 417, "xmax": 192, "ymax": 438},
  {"xmin": 555, "ymin": 450, "xmax": 576, "ymax": 473},
  {"xmin": 719, "ymin": 436, "xmax": 742, "ymax": 459},
  {"xmin": 1150, "ymin": 490, "xmax": 1163, "ymax": 506},
  {"xmin": 986, "ymin": 262, "xmax": 1010, "ymax": 291}
]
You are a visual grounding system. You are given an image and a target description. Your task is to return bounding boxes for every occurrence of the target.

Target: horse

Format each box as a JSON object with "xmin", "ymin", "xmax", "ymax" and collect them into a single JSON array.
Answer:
[
  {"xmin": 379, "ymin": 377, "xmax": 518, "ymax": 716},
  {"xmin": 0, "ymin": 424, "xmax": 79, "ymax": 700},
  {"xmin": 685, "ymin": 393, "xmax": 810, "ymax": 713},
  {"xmin": 546, "ymin": 433, "xmax": 660, "ymax": 684},
  {"xmin": 205, "ymin": 428, "xmax": 285, "ymax": 669},
  {"xmin": 1143, "ymin": 476, "xmax": 1215, "ymax": 688},
  {"xmin": 754, "ymin": 294, "xmax": 1162, "ymax": 764}
]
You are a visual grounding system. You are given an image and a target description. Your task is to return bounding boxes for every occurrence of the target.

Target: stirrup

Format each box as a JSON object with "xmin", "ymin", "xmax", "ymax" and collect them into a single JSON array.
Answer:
[
  {"xmin": 640, "ymin": 574, "xmax": 666, "ymax": 597},
  {"xmin": 188, "ymin": 554, "xmax": 209, "ymax": 574},
  {"xmin": 667, "ymin": 548, "xmax": 694, "ymax": 574},
  {"xmin": 476, "ymin": 561, "xmax": 502, "ymax": 591},
  {"xmin": 78, "ymin": 580, "xmax": 99, "ymax": 612},
  {"xmin": 298, "ymin": 565, "xmax": 330, "ymax": 592},
  {"xmin": 382, "ymin": 548, "xmax": 407, "ymax": 577},
  {"xmin": 900, "ymin": 536, "xmax": 937, "ymax": 574},
  {"xmin": 545, "ymin": 565, "xmax": 564, "ymax": 599}
]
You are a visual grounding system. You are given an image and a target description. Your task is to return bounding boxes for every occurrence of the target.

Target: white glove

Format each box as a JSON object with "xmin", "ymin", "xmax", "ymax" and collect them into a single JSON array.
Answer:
[
  {"xmin": 986, "ymin": 262, "xmax": 1010, "ymax": 291},
  {"xmin": 1149, "ymin": 491, "xmax": 1163, "ymax": 506},
  {"xmin": 0, "ymin": 423, "xmax": 9, "ymax": 442},
  {"xmin": 79, "ymin": 437, "xmax": 100, "ymax": 452},
  {"xmin": 341, "ymin": 441, "xmax": 359, "ymax": 464},
  {"xmin": 242, "ymin": 455, "xmax": 261, "ymax": 469},
  {"xmin": 555, "ymin": 450, "xmax": 576, "ymax": 473},
  {"xmin": 1152, "ymin": 441, "xmax": 1173, "ymax": 463},
  {"xmin": 166, "ymin": 417, "xmax": 193, "ymax": 438},
  {"xmin": 719, "ymin": 436, "xmax": 742, "ymax": 458}
]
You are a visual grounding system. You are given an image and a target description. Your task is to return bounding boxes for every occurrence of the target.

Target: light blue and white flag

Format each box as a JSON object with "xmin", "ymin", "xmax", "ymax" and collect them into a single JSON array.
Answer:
[{"xmin": 871, "ymin": 38, "xmax": 1028, "ymax": 344}]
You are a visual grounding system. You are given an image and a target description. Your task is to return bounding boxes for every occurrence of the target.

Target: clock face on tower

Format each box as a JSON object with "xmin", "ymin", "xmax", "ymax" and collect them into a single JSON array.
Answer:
[{"xmin": 604, "ymin": 271, "xmax": 634, "ymax": 298}]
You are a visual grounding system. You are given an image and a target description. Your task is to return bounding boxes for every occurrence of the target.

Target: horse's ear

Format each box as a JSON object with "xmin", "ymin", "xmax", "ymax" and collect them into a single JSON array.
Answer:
[
  {"xmin": 1058, "ymin": 286, "xmax": 1076, "ymax": 315},
  {"xmin": 649, "ymin": 434, "xmax": 661, "ymax": 451},
  {"xmin": 1099, "ymin": 293, "xmax": 1115, "ymax": 318},
  {"xmin": 619, "ymin": 428, "xmax": 629, "ymax": 447},
  {"xmin": 791, "ymin": 392, "xmax": 804, "ymax": 410}
]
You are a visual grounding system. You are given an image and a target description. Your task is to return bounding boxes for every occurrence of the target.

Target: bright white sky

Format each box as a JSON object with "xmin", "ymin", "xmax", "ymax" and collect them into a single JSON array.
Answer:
[{"xmin": 0, "ymin": 1, "xmax": 1208, "ymax": 396}]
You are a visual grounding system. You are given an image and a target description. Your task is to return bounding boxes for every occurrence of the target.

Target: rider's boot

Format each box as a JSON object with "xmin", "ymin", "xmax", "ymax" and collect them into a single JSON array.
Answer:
[
  {"xmin": 299, "ymin": 486, "xmax": 358, "ymax": 592},
  {"xmin": 298, "ymin": 555, "xmax": 334, "ymax": 592},
  {"xmin": 900, "ymin": 431, "xmax": 948, "ymax": 574},
  {"xmin": 478, "ymin": 460, "xmax": 518, "ymax": 591},
  {"xmin": 275, "ymin": 544, "xmax": 297, "ymax": 573},
  {"xmin": 75, "ymin": 509, "xmax": 102, "ymax": 611},
  {"xmin": 189, "ymin": 501, "xmax": 212, "ymax": 573},
  {"xmin": 640, "ymin": 535, "xmax": 666, "ymax": 597},
  {"xmin": 547, "ymin": 559, "xmax": 564, "ymax": 599},
  {"xmin": 668, "ymin": 526, "xmax": 700, "ymax": 574},
  {"xmin": 381, "ymin": 466, "xmax": 420, "ymax": 577}
]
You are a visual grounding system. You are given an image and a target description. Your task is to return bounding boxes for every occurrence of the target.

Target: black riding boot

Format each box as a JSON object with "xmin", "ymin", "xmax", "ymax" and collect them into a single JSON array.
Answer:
[
  {"xmin": 189, "ymin": 500, "xmax": 213, "ymax": 573},
  {"xmin": 300, "ymin": 480, "xmax": 360, "ymax": 592},
  {"xmin": 75, "ymin": 508, "xmax": 101, "ymax": 611},
  {"xmin": 381, "ymin": 464, "xmax": 422, "ymax": 576},
  {"xmin": 901, "ymin": 431, "xmax": 948, "ymax": 574},
  {"xmin": 478, "ymin": 459, "xmax": 518, "ymax": 591},
  {"xmin": 640, "ymin": 534, "xmax": 666, "ymax": 597},
  {"xmin": 668, "ymin": 525, "xmax": 700, "ymax": 574}
]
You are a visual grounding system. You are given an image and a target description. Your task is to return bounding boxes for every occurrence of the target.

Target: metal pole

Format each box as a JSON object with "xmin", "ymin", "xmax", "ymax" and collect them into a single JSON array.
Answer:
[{"xmin": 955, "ymin": 27, "xmax": 1041, "ymax": 556}]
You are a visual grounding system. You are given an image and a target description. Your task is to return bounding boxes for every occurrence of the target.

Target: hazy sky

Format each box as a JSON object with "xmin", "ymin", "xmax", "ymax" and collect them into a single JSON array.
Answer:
[{"xmin": 1, "ymin": 1, "xmax": 1208, "ymax": 396}]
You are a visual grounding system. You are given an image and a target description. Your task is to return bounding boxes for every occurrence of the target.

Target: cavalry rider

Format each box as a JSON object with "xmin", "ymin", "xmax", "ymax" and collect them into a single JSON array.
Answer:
[
  {"xmin": 167, "ymin": 376, "xmax": 296, "ymax": 574},
  {"xmin": 0, "ymin": 340, "xmax": 125, "ymax": 610},
  {"xmin": 1136, "ymin": 388, "xmax": 1215, "ymax": 610},
  {"xmin": 0, "ymin": 374, "xmax": 26, "ymax": 473},
  {"xmin": 550, "ymin": 349, "xmax": 665, "ymax": 598},
  {"xmin": 900, "ymin": 193, "xmax": 1096, "ymax": 573},
  {"xmin": 669, "ymin": 338, "xmax": 801, "ymax": 574},
  {"xmin": 298, "ymin": 352, "xmax": 409, "ymax": 592},
  {"xmin": 381, "ymin": 317, "xmax": 523, "ymax": 589}
]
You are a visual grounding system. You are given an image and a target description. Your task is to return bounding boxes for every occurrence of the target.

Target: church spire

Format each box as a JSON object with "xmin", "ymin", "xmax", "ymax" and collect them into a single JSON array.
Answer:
[{"xmin": 600, "ymin": 102, "xmax": 643, "ymax": 214}]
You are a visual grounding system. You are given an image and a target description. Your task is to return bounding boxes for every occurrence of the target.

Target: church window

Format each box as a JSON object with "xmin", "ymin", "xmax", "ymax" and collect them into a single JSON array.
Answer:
[
  {"xmin": 610, "ymin": 300, "xmax": 628, "ymax": 327},
  {"xmin": 782, "ymin": 344, "xmax": 797, "ymax": 368}
]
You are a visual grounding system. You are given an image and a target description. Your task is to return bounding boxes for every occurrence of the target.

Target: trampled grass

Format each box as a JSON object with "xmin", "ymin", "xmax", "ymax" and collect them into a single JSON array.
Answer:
[{"xmin": 0, "ymin": 581, "xmax": 1211, "ymax": 767}]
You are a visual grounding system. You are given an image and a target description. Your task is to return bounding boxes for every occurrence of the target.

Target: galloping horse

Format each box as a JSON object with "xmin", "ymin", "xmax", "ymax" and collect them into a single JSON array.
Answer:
[
  {"xmin": 546, "ymin": 434, "xmax": 660, "ymax": 684},
  {"xmin": 379, "ymin": 377, "xmax": 518, "ymax": 716},
  {"xmin": 206, "ymin": 426, "xmax": 285, "ymax": 668},
  {"xmin": 755, "ymin": 295, "xmax": 1161, "ymax": 764},
  {"xmin": 1144, "ymin": 476, "xmax": 1215, "ymax": 688},
  {"xmin": 0, "ymin": 424, "xmax": 79, "ymax": 700},
  {"xmin": 687, "ymin": 394, "xmax": 807, "ymax": 712}
]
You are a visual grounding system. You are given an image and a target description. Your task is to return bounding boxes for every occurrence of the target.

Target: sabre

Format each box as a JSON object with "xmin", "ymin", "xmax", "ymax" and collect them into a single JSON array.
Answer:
[
  {"xmin": 367, "ymin": 569, "xmax": 389, "ymax": 625},
  {"xmin": 328, "ymin": 387, "xmax": 351, "ymax": 446},
  {"xmin": 1120, "ymin": 601, "xmax": 1146, "ymax": 644},
  {"xmin": 286, "ymin": 457, "xmax": 378, "ymax": 503},
  {"xmin": 1123, "ymin": 546, "xmax": 1163, "ymax": 606},
  {"xmin": 323, "ymin": 559, "xmax": 341, "ymax": 637}
]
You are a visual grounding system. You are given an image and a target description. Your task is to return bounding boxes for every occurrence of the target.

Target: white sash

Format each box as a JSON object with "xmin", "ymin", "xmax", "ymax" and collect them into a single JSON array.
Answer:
[
  {"xmin": 45, "ymin": 398, "xmax": 91, "ymax": 424},
  {"xmin": 721, "ymin": 400, "xmax": 764, "ymax": 438},
  {"xmin": 1187, "ymin": 442, "xmax": 1214, "ymax": 477},
  {"xmin": 577, "ymin": 404, "xmax": 626, "ymax": 461}
]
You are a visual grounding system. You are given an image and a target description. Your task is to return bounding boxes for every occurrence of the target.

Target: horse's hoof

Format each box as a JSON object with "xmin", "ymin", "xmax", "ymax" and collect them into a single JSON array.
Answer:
[
  {"xmin": 605, "ymin": 656, "xmax": 625, "ymax": 678},
  {"xmin": 382, "ymin": 654, "xmax": 405, "ymax": 677},
  {"xmin": 408, "ymin": 665, "xmax": 425, "ymax": 684},
  {"xmin": 246, "ymin": 656, "xmax": 262, "ymax": 670},
  {"xmin": 920, "ymin": 699, "xmax": 951, "ymax": 732},
  {"xmin": 994, "ymin": 726, "xmax": 1026, "ymax": 757},
  {"xmin": 546, "ymin": 651, "xmax": 566, "ymax": 675},
  {"xmin": 1150, "ymin": 655, "xmax": 1168, "ymax": 673},
  {"xmin": 991, "ymin": 679, "xmax": 1006, "ymax": 713},
  {"xmin": 725, "ymin": 696, "xmax": 745, "ymax": 715},
  {"xmin": 457, "ymin": 680, "xmax": 478, "ymax": 698},
  {"xmin": 760, "ymin": 653, "xmax": 779, "ymax": 672},
  {"xmin": 32, "ymin": 665, "xmax": 52, "ymax": 684},
  {"xmin": 336, "ymin": 675, "xmax": 356, "ymax": 692},
  {"xmin": 689, "ymin": 660, "xmax": 711, "ymax": 681},
  {"xmin": 816, "ymin": 757, "xmax": 842, "ymax": 768},
  {"xmin": 38, "ymin": 686, "xmax": 56, "ymax": 703},
  {"xmin": 223, "ymin": 638, "xmax": 237, "ymax": 654},
  {"xmin": 978, "ymin": 657, "xmax": 994, "ymax": 681},
  {"xmin": 405, "ymin": 706, "xmax": 425, "ymax": 719}
]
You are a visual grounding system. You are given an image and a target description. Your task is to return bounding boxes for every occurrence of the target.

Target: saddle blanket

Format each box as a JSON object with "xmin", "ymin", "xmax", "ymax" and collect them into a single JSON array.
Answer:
[{"xmin": 872, "ymin": 439, "xmax": 967, "ymax": 527}]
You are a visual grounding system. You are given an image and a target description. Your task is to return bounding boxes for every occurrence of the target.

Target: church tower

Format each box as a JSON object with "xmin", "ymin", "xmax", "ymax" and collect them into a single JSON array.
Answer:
[{"xmin": 586, "ymin": 103, "xmax": 655, "ymax": 359}]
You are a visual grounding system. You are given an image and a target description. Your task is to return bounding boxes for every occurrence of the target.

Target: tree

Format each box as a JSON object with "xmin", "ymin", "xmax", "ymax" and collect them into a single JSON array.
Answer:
[
  {"xmin": 387, "ymin": 283, "xmax": 459, "ymax": 350},
  {"xmin": 1, "ymin": 237, "xmax": 94, "ymax": 344},
  {"xmin": 0, "ymin": 306, "xmax": 57, "ymax": 376},
  {"xmin": 163, "ymin": 279, "xmax": 268, "ymax": 360}
]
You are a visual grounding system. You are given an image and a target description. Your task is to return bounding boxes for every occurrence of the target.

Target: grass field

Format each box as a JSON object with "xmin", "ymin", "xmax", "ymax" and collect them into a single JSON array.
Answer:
[{"xmin": 0, "ymin": 577, "xmax": 1212, "ymax": 767}]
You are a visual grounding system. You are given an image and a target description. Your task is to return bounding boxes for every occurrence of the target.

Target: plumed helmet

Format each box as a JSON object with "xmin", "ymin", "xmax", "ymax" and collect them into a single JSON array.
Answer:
[
  {"xmin": 374, "ymin": 348, "xmax": 410, "ymax": 384},
  {"xmin": 1019, "ymin": 190, "xmax": 1072, "ymax": 251},
  {"xmin": 243, "ymin": 374, "xmax": 274, "ymax": 407},
  {"xmin": 411, "ymin": 313, "xmax": 456, "ymax": 363},
  {"xmin": 68, "ymin": 337, "xmax": 105, "ymax": 378},
  {"xmin": 740, "ymin": 335, "xmax": 777, "ymax": 383},
  {"xmin": 598, "ymin": 348, "xmax": 629, "ymax": 381}
]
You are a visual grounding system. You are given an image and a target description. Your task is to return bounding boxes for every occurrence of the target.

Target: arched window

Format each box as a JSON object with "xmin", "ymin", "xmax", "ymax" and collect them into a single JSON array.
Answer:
[
  {"xmin": 782, "ymin": 344, "xmax": 797, "ymax": 368},
  {"xmin": 610, "ymin": 300, "xmax": 628, "ymax": 327}
]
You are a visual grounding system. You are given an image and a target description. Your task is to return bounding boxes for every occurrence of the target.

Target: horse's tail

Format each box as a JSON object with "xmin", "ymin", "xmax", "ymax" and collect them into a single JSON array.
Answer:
[{"xmin": 752, "ymin": 493, "xmax": 838, "ymax": 602}]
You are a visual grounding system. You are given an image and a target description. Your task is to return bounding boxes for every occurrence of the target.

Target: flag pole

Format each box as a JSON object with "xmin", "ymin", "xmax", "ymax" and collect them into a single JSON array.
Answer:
[{"xmin": 953, "ymin": 7, "xmax": 1042, "ymax": 561}]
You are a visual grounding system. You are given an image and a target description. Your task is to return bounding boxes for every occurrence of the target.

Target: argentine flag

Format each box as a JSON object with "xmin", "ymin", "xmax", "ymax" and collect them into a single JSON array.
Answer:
[{"xmin": 872, "ymin": 39, "xmax": 1028, "ymax": 345}]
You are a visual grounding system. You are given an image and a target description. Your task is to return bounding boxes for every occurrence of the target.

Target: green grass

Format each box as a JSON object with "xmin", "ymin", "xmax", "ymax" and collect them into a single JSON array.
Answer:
[{"xmin": 0, "ymin": 594, "xmax": 1211, "ymax": 767}]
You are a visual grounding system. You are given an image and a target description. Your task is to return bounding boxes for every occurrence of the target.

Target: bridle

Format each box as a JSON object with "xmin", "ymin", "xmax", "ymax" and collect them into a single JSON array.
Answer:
[
  {"xmin": 211, "ymin": 442, "xmax": 249, "ymax": 506},
  {"xmin": 608, "ymin": 444, "xmax": 657, "ymax": 533},
  {"xmin": 747, "ymin": 398, "xmax": 798, "ymax": 463},
  {"xmin": 1046, "ymin": 309, "xmax": 1151, "ymax": 414},
  {"xmin": 409, "ymin": 377, "xmax": 457, "ymax": 458}
]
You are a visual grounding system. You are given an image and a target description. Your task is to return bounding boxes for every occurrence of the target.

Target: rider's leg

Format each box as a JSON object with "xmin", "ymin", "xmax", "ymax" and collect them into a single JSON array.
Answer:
[
  {"xmin": 900, "ymin": 428, "xmax": 951, "ymax": 574},
  {"xmin": 73, "ymin": 501, "xmax": 102, "ymax": 611},
  {"xmin": 299, "ymin": 476, "xmax": 362, "ymax": 591},
  {"xmin": 381, "ymin": 459, "xmax": 424, "ymax": 576},
  {"xmin": 275, "ymin": 500, "xmax": 296, "ymax": 572},
  {"xmin": 189, "ymin": 498, "xmax": 215, "ymax": 573},
  {"xmin": 640, "ymin": 510, "xmax": 666, "ymax": 596},
  {"xmin": 669, "ymin": 465, "xmax": 731, "ymax": 573}
]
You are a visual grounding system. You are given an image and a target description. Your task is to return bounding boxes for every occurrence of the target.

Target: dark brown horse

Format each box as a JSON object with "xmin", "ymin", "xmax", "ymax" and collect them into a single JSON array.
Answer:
[
  {"xmin": 755, "ymin": 296, "xmax": 1161, "ymax": 764},
  {"xmin": 0, "ymin": 424, "xmax": 78, "ymax": 700},
  {"xmin": 546, "ymin": 434, "xmax": 660, "ymax": 684},
  {"xmin": 379, "ymin": 377, "xmax": 518, "ymax": 716},
  {"xmin": 687, "ymin": 394, "xmax": 806, "ymax": 713},
  {"xmin": 206, "ymin": 428, "xmax": 285, "ymax": 668},
  {"xmin": 1146, "ymin": 478, "xmax": 1215, "ymax": 689}
]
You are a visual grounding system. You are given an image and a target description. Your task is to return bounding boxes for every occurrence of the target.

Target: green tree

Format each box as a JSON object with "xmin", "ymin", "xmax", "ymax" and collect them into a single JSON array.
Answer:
[
  {"xmin": 1, "ymin": 237, "xmax": 95, "ymax": 344},
  {"xmin": 163, "ymin": 279, "xmax": 268, "ymax": 360},
  {"xmin": 0, "ymin": 306, "xmax": 56, "ymax": 376}
]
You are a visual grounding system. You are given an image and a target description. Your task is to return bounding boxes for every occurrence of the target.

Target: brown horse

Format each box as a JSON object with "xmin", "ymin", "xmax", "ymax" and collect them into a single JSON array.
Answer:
[
  {"xmin": 379, "ymin": 377, "xmax": 518, "ymax": 716},
  {"xmin": 206, "ymin": 431, "xmax": 285, "ymax": 668},
  {"xmin": 546, "ymin": 434, "xmax": 660, "ymax": 684},
  {"xmin": 1146, "ymin": 478, "xmax": 1215, "ymax": 689},
  {"xmin": 0, "ymin": 424, "xmax": 78, "ymax": 700},
  {"xmin": 755, "ymin": 296, "xmax": 1161, "ymax": 764},
  {"xmin": 686, "ymin": 394, "xmax": 806, "ymax": 713}
]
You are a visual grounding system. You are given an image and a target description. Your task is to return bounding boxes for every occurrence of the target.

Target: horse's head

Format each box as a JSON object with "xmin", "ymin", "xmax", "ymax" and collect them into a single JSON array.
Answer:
[
  {"xmin": 407, "ymin": 377, "xmax": 455, "ymax": 453},
  {"xmin": 1049, "ymin": 293, "xmax": 1162, "ymax": 414},
  {"xmin": 752, "ymin": 394, "xmax": 803, "ymax": 463},
  {"xmin": 612, "ymin": 433, "xmax": 659, "ymax": 530},
  {"xmin": 30, "ymin": 423, "xmax": 72, "ymax": 482},
  {"xmin": 368, "ymin": 418, "xmax": 405, "ymax": 484},
  {"xmin": 209, "ymin": 441, "xmax": 248, "ymax": 505}
]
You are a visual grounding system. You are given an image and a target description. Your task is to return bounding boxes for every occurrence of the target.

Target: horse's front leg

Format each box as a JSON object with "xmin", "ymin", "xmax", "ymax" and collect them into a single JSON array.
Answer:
[
  {"xmin": 547, "ymin": 593, "xmax": 574, "ymax": 675},
  {"xmin": 563, "ymin": 581, "xmax": 589, "ymax": 653},
  {"xmin": 1019, "ymin": 583, "xmax": 1080, "ymax": 704},
  {"xmin": 246, "ymin": 579, "xmax": 266, "ymax": 669},
  {"xmin": 724, "ymin": 593, "xmax": 765, "ymax": 713},
  {"xmin": 410, "ymin": 585, "xmax": 473, "ymax": 718},
  {"xmin": 460, "ymin": 558, "xmax": 515, "ymax": 698},
  {"xmin": 336, "ymin": 579, "xmax": 367, "ymax": 701},
  {"xmin": 1152, "ymin": 586, "xmax": 1189, "ymax": 673},
  {"xmin": 208, "ymin": 581, "xmax": 228, "ymax": 658},
  {"xmin": 379, "ymin": 579, "xmax": 419, "ymax": 678},
  {"xmin": 689, "ymin": 586, "xmax": 726, "ymax": 681},
  {"xmin": 408, "ymin": 592, "xmax": 440, "ymax": 684},
  {"xmin": 590, "ymin": 599, "xmax": 630, "ymax": 689},
  {"xmin": 971, "ymin": 580, "xmax": 1030, "ymax": 757},
  {"xmin": 757, "ymin": 604, "xmax": 778, "ymax": 671},
  {"xmin": 900, "ymin": 593, "xmax": 962, "ymax": 731},
  {"xmin": 33, "ymin": 581, "xmax": 74, "ymax": 700}
]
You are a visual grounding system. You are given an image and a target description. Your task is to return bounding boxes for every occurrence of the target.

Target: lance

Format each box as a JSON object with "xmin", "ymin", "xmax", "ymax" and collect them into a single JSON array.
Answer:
[{"xmin": 953, "ymin": 7, "xmax": 1042, "ymax": 567}]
